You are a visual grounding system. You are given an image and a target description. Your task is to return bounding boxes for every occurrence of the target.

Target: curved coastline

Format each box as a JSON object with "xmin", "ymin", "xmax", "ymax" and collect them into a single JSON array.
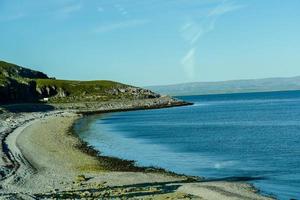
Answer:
[
  {"xmin": 71, "ymin": 114, "xmax": 187, "ymax": 174},
  {"xmin": 72, "ymin": 113, "xmax": 276, "ymax": 199},
  {"xmin": 0, "ymin": 108, "xmax": 274, "ymax": 199},
  {"xmin": 72, "ymin": 112, "xmax": 274, "ymax": 200}
]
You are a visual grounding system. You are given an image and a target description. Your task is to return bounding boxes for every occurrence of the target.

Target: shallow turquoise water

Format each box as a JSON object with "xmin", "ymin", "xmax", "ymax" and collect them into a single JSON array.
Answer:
[{"xmin": 75, "ymin": 91, "xmax": 300, "ymax": 199}]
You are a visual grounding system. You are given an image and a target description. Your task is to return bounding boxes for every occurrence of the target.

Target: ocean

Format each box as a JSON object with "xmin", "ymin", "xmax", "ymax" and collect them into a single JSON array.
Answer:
[{"xmin": 74, "ymin": 91, "xmax": 300, "ymax": 199}]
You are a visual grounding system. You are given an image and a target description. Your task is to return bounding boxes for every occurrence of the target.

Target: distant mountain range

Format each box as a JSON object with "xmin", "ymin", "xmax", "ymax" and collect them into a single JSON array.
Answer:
[{"xmin": 147, "ymin": 76, "xmax": 300, "ymax": 96}]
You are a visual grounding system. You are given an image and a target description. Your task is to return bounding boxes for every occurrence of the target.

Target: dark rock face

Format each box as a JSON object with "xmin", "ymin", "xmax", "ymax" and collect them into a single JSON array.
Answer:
[
  {"xmin": 0, "ymin": 61, "xmax": 50, "ymax": 103},
  {"xmin": 0, "ymin": 79, "xmax": 38, "ymax": 103},
  {"xmin": 0, "ymin": 84, "xmax": 70, "ymax": 104}
]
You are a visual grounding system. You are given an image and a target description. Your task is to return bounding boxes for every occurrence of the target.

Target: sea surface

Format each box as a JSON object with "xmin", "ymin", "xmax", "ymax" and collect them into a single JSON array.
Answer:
[{"xmin": 75, "ymin": 91, "xmax": 300, "ymax": 199}]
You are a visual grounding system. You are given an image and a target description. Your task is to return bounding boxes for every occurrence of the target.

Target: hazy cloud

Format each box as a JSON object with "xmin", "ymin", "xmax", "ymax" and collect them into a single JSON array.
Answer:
[
  {"xmin": 97, "ymin": 6, "xmax": 104, "ymax": 12},
  {"xmin": 181, "ymin": 20, "xmax": 206, "ymax": 46},
  {"xmin": 59, "ymin": 2, "xmax": 82, "ymax": 15},
  {"xmin": 208, "ymin": 1, "xmax": 245, "ymax": 17},
  {"xmin": 181, "ymin": 0, "xmax": 245, "ymax": 45},
  {"xmin": 94, "ymin": 19, "xmax": 149, "ymax": 33},
  {"xmin": 0, "ymin": 12, "xmax": 26, "ymax": 22},
  {"xmin": 114, "ymin": 3, "xmax": 129, "ymax": 16},
  {"xmin": 180, "ymin": 0, "xmax": 245, "ymax": 80},
  {"xmin": 181, "ymin": 48, "xmax": 196, "ymax": 79}
]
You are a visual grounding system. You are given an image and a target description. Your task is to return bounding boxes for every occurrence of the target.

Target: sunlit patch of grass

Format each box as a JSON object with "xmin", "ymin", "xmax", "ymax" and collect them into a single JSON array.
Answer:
[{"xmin": 35, "ymin": 79, "xmax": 134, "ymax": 103}]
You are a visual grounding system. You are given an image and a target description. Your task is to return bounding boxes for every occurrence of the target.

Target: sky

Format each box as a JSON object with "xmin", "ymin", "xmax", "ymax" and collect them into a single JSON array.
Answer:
[{"xmin": 0, "ymin": 0, "xmax": 300, "ymax": 86}]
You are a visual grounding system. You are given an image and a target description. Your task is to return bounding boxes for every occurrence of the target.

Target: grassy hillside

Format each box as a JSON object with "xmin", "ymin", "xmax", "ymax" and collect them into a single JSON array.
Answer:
[
  {"xmin": 0, "ymin": 74, "xmax": 8, "ymax": 85},
  {"xmin": 35, "ymin": 79, "xmax": 157, "ymax": 103},
  {"xmin": 0, "ymin": 61, "xmax": 48, "ymax": 80},
  {"xmin": 0, "ymin": 60, "xmax": 159, "ymax": 103}
]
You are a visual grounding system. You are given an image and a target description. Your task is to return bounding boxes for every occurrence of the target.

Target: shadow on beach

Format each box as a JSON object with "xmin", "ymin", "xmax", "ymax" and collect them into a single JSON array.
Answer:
[
  {"xmin": 0, "ymin": 103, "xmax": 55, "ymax": 113},
  {"xmin": 203, "ymin": 176, "xmax": 265, "ymax": 182},
  {"xmin": 33, "ymin": 180, "xmax": 188, "ymax": 199},
  {"xmin": 32, "ymin": 176, "xmax": 266, "ymax": 199}
]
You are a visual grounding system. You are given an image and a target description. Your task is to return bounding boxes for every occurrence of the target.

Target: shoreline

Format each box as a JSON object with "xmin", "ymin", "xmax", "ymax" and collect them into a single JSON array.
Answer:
[
  {"xmin": 1, "ymin": 112, "xmax": 201, "ymax": 199},
  {"xmin": 77, "ymin": 101, "xmax": 193, "ymax": 115},
  {"xmin": 71, "ymin": 115, "xmax": 199, "ymax": 177},
  {"xmin": 72, "ymin": 112, "xmax": 275, "ymax": 199},
  {"xmin": 0, "ymin": 101, "xmax": 274, "ymax": 199}
]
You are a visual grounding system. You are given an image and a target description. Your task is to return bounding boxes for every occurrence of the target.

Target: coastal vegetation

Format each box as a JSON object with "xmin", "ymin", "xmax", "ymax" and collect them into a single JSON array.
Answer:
[{"xmin": 0, "ymin": 60, "xmax": 160, "ymax": 103}]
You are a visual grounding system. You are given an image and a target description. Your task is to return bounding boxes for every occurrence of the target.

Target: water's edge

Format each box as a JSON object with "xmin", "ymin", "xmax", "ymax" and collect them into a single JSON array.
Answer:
[
  {"xmin": 73, "ymin": 112, "xmax": 275, "ymax": 200},
  {"xmin": 71, "ymin": 112, "xmax": 201, "ymax": 179}
]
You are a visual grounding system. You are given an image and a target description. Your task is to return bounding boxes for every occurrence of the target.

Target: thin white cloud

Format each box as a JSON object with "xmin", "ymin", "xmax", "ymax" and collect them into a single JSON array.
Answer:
[
  {"xmin": 114, "ymin": 3, "xmax": 129, "ymax": 16},
  {"xmin": 94, "ymin": 19, "xmax": 149, "ymax": 33},
  {"xmin": 180, "ymin": 20, "xmax": 205, "ymax": 45},
  {"xmin": 180, "ymin": 0, "xmax": 245, "ymax": 80},
  {"xmin": 181, "ymin": 1, "xmax": 245, "ymax": 45},
  {"xmin": 0, "ymin": 1, "xmax": 83, "ymax": 22},
  {"xmin": 59, "ymin": 2, "xmax": 82, "ymax": 16},
  {"xmin": 181, "ymin": 48, "xmax": 196, "ymax": 79},
  {"xmin": 208, "ymin": 1, "xmax": 245, "ymax": 17}
]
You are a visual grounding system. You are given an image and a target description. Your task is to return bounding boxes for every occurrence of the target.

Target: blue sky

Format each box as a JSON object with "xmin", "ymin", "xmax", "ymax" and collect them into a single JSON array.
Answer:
[{"xmin": 0, "ymin": 0, "xmax": 299, "ymax": 86}]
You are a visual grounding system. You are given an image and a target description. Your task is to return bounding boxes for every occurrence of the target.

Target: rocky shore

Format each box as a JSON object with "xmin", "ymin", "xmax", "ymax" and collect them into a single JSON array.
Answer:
[
  {"xmin": 0, "ymin": 96, "xmax": 187, "ymax": 178},
  {"xmin": 56, "ymin": 96, "xmax": 193, "ymax": 114},
  {"xmin": 0, "ymin": 97, "xmax": 273, "ymax": 200}
]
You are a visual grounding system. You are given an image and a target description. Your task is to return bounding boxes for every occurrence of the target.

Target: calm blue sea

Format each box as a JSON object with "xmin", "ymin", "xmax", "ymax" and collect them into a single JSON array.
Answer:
[{"xmin": 75, "ymin": 91, "xmax": 300, "ymax": 200}]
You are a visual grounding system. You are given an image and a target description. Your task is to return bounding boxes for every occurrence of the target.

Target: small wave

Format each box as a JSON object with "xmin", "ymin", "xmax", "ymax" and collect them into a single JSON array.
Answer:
[
  {"xmin": 190, "ymin": 103, "xmax": 211, "ymax": 107},
  {"xmin": 214, "ymin": 161, "xmax": 237, "ymax": 169}
]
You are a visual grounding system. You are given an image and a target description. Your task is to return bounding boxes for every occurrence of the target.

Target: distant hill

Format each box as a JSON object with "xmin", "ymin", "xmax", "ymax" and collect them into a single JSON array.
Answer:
[
  {"xmin": 147, "ymin": 77, "xmax": 300, "ymax": 96},
  {"xmin": 0, "ymin": 60, "xmax": 160, "ymax": 103}
]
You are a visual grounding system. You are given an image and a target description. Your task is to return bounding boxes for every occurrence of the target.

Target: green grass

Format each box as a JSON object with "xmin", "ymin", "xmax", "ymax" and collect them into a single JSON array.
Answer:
[
  {"xmin": 0, "ymin": 60, "xmax": 151, "ymax": 104},
  {"xmin": 0, "ymin": 61, "xmax": 19, "ymax": 75},
  {"xmin": 0, "ymin": 74, "xmax": 8, "ymax": 86},
  {"xmin": 36, "ymin": 79, "xmax": 125, "ymax": 95},
  {"xmin": 0, "ymin": 60, "xmax": 47, "ymax": 79},
  {"xmin": 0, "ymin": 61, "xmax": 25, "ymax": 79},
  {"xmin": 35, "ymin": 79, "xmax": 134, "ymax": 103}
]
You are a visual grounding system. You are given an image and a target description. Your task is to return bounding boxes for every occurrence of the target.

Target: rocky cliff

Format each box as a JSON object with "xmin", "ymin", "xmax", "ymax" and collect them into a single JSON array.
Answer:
[{"xmin": 0, "ymin": 61, "xmax": 48, "ymax": 103}]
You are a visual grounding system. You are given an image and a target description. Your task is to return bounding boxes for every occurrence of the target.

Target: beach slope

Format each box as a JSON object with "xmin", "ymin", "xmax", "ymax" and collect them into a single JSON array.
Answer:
[{"xmin": 0, "ymin": 111, "xmax": 273, "ymax": 200}]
